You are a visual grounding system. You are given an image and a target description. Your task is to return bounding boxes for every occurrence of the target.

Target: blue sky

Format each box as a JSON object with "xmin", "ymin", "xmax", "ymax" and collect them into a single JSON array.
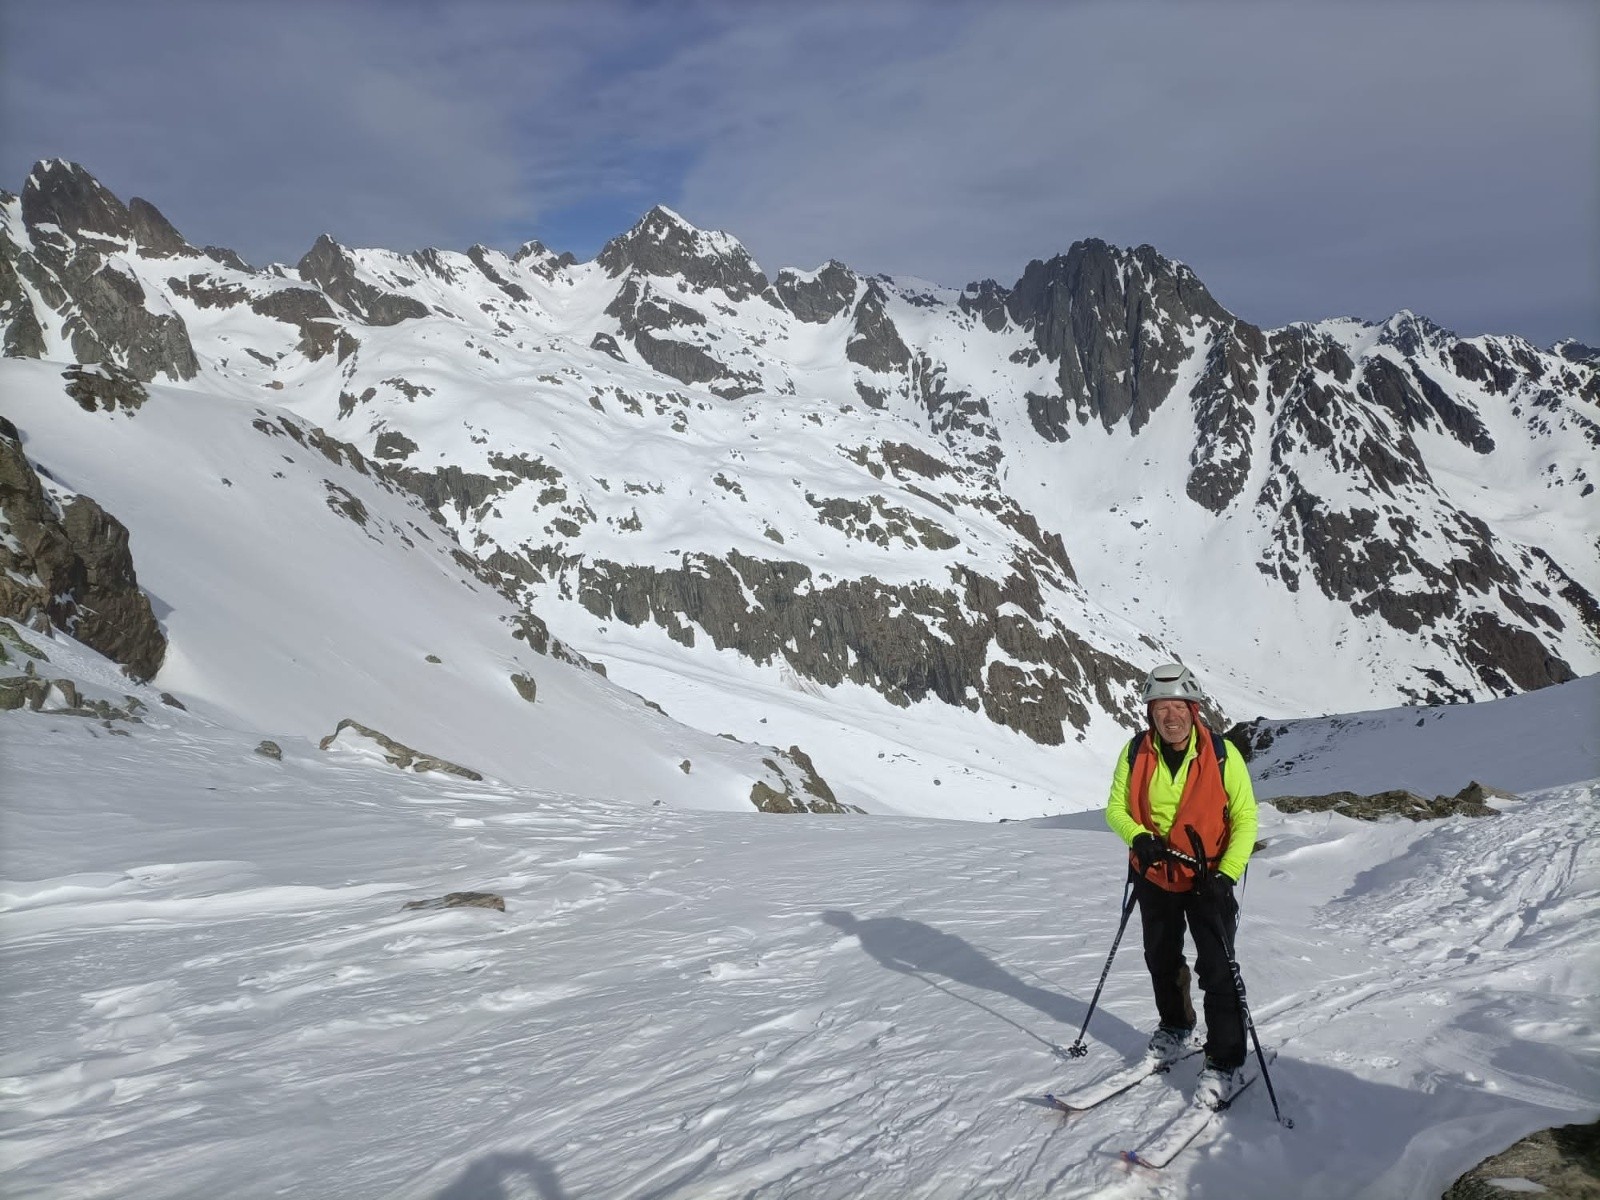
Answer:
[{"xmin": 3, "ymin": 0, "xmax": 1595, "ymax": 346}]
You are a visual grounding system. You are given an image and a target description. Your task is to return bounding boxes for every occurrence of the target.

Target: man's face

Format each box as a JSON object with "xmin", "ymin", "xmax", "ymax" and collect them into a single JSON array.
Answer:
[{"xmin": 1151, "ymin": 699, "xmax": 1193, "ymax": 748}]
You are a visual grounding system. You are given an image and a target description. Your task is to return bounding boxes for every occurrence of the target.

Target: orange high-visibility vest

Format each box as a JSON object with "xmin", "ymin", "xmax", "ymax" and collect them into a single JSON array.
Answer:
[{"xmin": 1126, "ymin": 726, "xmax": 1231, "ymax": 892}]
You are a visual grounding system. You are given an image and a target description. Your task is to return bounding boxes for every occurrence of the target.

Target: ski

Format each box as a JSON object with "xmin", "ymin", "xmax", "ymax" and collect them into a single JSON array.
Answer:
[
  {"xmin": 1120, "ymin": 1049, "xmax": 1277, "ymax": 1169},
  {"xmin": 1044, "ymin": 1040, "xmax": 1202, "ymax": 1112}
]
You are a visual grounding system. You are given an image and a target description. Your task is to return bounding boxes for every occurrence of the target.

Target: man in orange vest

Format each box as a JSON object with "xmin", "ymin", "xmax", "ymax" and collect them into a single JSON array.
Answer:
[{"xmin": 1106, "ymin": 662, "xmax": 1259, "ymax": 1106}]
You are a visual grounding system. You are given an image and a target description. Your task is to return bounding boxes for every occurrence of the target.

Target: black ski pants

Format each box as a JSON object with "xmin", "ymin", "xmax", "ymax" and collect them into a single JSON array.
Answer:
[{"xmin": 1134, "ymin": 875, "xmax": 1246, "ymax": 1069}]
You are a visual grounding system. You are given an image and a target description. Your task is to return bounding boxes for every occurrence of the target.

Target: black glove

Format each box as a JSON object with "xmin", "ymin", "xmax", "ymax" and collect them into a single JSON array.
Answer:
[
  {"xmin": 1201, "ymin": 871, "xmax": 1237, "ymax": 912},
  {"xmin": 1131, "ymin": 833, "xmax": 1165, "ymax": 873}
]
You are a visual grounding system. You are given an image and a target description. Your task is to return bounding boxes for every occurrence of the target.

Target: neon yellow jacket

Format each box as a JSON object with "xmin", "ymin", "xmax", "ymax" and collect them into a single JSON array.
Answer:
[{"xmin": 1105, "ymin": 728, "xmax": 1259, "ymax": 882}]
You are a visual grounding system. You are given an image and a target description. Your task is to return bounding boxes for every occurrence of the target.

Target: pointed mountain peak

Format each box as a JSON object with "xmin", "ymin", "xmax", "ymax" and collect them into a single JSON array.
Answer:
[
  {"xmin": 20, "ymin": 159, "xmax": 132, "ymax": 242},
  {"xmin": 626, "ymin": 205, "xmax": 731, "ymax": 251},
  {"xmin": 126, "ymin": 196, "xmax": 191, "ymax": 257},
  {"xmin": 296, "ymin": 233, "xmax": 352, "ymax": 281},
  {"xmin": 294, "ymin": 233, "xmax": 429, "ymax": 327},
  {"xmin": 640, "ymin": 203, "xmax": 694, "ymax": 230},
  {"xmin": 1009, "ymin": 237, "xmax": 1230, "ymax": 335},
  {"xmin": 597, "ymin": 206, "xmax": 767, "ymax": 301},
  {"xmin": 1377, "ymin": 309, "xmax": 1452, "ymax": 355},
  {"xmin": 511, "ymin": 238, "xmax": 577, "ymax": 272},
  {"xmin": 17, "ymin": 160, "xmax": 196, "ymax": 258}
]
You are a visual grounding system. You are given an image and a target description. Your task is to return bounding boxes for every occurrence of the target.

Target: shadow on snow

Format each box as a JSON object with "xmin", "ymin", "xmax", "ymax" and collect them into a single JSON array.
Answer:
[{"xmin": 821, "ymin": 908, "xmax": 1146, "ymax": 1059}]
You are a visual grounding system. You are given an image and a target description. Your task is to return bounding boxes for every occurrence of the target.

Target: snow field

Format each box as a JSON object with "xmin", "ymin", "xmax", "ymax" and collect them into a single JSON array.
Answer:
[{"xmin": 3, "ymin": 700, "xmax": 1596, "ymax": 1199}]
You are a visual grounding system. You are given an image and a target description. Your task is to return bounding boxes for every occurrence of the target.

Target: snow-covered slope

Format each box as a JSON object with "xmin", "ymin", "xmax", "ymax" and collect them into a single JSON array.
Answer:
[
  {"xmin": 2, "ymin": 634, "xmax": 1595, "ymax": 1198},
  {"xmin": 1246, "ymin": 672, "xmax": 1600, "ymax": 800},
  {"xmin": 0, "ymin": 358, "xmax": 851, "ymax": 816}
]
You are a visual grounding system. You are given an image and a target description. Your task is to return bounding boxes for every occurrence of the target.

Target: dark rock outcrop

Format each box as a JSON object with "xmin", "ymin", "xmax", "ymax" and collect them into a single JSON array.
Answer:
[
  {"xmin": 573, "ymin": 548, "xmax": 1142, "ymax": 745},
  {"xmin": 512, "ymin": 239, "xmax": 577, "ymax": 280},
  {"xmin": 12, "ymin": 161, "xmax": 200, "ymax": 380},
  {"xmin": 0, "ymin": 232, "xmax": 48, "ymax": 358},
  {"xmin": 1443, "ymin": 1119, "xmax": 1599, "ymax": 1200},
  {"xmin": 773, "ymin": 261, "xmax": 858, "ymax": 324},
  {"xmin": 0, "ymin": 413, "xmax": 166, "ymax": 680},
  {"xmin": 19, "ymin": 159, "xmax": 136, "ymax": 242},
  {"xmin": 605, "ymin": 276, "xmax": 755, "ymax": 393},
  {"xmin": 846, "ymin": 282, "xmax": 911, "ymax": 375},
  {"xmin": 126, "ymin": 197, "xmax": 191, "ymax": 257},
  {"xmin": 63, "ymin": 362, "xmax": 148, "ymax": 414},
  {"xmin": 1268, "ymin": 781, "xmax": 1504, "ymax": 821},
  {"xmin": 1009, "ymin": 239, "xmax": 1232, "ymax": 437},
  {"xmin": 597, "ymin": 206, "xmax": 768, "ymax": 301},
  {"xmin": 957, "ymin": 278, "xmax": 1012, "ymax": 332},
  {"xmin": 401, "ymin": 891, "xmax": 506, "ymax": 912},
  {"xmin": 317, "ymin": 718, "xmax": 483, "ymax": 780},
  {"xmin": 297, "ymin": 234, "xmax": 429, "ymax": 326},
  {"xmin": 750, "ymin": 745, "xmax": 857, "ymax": 814},
  {"xmin": 466, "ymin": 245, "xmax": 531, "ymax": 303},
  {"xmin": 1185, "ymin": 325, "xmax": 1265, "ymax": 512}
]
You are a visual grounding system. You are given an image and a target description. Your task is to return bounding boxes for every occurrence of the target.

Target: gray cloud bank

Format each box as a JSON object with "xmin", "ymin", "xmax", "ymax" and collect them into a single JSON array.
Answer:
[{"xmin": 3, "ymin": 0, "xmax": 1594, "ymax": 346}]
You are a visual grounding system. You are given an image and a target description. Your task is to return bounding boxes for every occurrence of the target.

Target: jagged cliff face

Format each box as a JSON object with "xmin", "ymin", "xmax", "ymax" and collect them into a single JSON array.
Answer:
[{"xmin": 2, "ymin": 160, "xmax": 1595, "ymax": 749}]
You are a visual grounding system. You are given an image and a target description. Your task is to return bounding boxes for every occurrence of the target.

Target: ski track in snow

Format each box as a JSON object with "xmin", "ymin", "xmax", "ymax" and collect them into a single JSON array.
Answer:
[{"xmin": 2, "ymin": 712, "xmax": 1597, "ymax": 1199}]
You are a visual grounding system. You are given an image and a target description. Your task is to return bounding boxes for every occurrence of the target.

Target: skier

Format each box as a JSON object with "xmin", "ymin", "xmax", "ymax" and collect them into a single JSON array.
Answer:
[{"xmin": 1105, "ymin": 662, "xmax": 1259, "ymax": 1107}]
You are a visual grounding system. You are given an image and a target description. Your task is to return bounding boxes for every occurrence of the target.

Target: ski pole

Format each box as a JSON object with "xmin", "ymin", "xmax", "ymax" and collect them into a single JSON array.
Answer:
[
  {"xmin": 1180, "ymin": 827, "xmax": 1294, "ymax": 1128},
  {"xmin": 1066, "ymin": 873, "xmax": 1138, "ymax": 1059}
]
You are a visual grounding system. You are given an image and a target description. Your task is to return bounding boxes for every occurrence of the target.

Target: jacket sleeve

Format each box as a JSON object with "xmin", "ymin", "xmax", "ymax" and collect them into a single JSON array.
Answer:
[
  {"xmin": 1105, "ymin": 743, "xmax": 1143, "ymax": 848},
  {"xmin": 1217, "ymin": 748, "xmax": 1259, "ymax": 882}
]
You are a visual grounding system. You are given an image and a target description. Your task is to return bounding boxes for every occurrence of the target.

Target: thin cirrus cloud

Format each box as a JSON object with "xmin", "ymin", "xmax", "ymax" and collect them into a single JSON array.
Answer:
[{"xmin": 1, "ymin": 0, "xmax": 1594, "ymax": 345}]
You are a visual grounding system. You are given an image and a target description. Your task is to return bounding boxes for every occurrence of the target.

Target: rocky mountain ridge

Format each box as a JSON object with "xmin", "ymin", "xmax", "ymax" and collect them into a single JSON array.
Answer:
[{"xmin": 2, "ymin": 160, "xmax": 1595, "ymax": 791}]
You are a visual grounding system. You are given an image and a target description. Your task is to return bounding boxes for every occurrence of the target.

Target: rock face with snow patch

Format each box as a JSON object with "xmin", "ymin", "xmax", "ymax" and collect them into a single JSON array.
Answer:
[
  {"xmin": 598, "ymin": 205, "xmax": 769, "ymax": 302},
  {"xmin": 0, "ymin": 412, "xmax": 166, "ymax": 680},
  {"xmin": 1005, "ymin": 239, "xmax": 1233, "ymax": 437},
  {"xmin": 297, "ymin": 234, "xmax": 429, "ymax": 326},
  {"xmin": 751, "ymin": 745, "xmax": 859, "ymax": 814},
  {"xmin": 5, "ymin": 160, "xmax": 199, "ymax": 380},
  {"xmin": 773, "ymin": 261, "xmax": 858, "ymax": 324}
]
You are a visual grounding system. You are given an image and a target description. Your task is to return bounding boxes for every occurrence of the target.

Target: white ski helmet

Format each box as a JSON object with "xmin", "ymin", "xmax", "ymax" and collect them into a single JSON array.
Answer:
[{"xmin": 1141, "ymin": 662, "xmax": 1203, "ymax": 704}]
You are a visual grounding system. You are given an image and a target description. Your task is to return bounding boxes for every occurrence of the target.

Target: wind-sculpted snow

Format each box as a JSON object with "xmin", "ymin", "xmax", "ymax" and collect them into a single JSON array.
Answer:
[{"xmin": 2, "ymin": 661, "xmax": 1596, "ymax": 1198}]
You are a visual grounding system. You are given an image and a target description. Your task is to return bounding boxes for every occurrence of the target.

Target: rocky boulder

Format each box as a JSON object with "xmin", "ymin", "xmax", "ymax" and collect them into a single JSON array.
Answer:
[
  {"xmin": 750, "ymin": 745, "xmax": 858, "ymax": 814},
  {"xmin": 401, "ymin": 891, "xmax": 505, "ymax": 912},
  {"xmin": 317, "ymin": 718, "xmax": 483, "ymax": 780},
  {"xmin": 1267, "ymin": 781, "xmax": 1506, "ymax": 821},
  {"xmin": 1443, "ymin": 1119, "xmax": 1599, "ymax": 1200}
]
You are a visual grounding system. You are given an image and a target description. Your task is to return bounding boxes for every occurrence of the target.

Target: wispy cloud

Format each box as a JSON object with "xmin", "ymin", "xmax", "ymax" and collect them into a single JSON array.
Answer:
[{"xmin": 2, "ymin": 0, "xmax": 1594, "ymax": 343}]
